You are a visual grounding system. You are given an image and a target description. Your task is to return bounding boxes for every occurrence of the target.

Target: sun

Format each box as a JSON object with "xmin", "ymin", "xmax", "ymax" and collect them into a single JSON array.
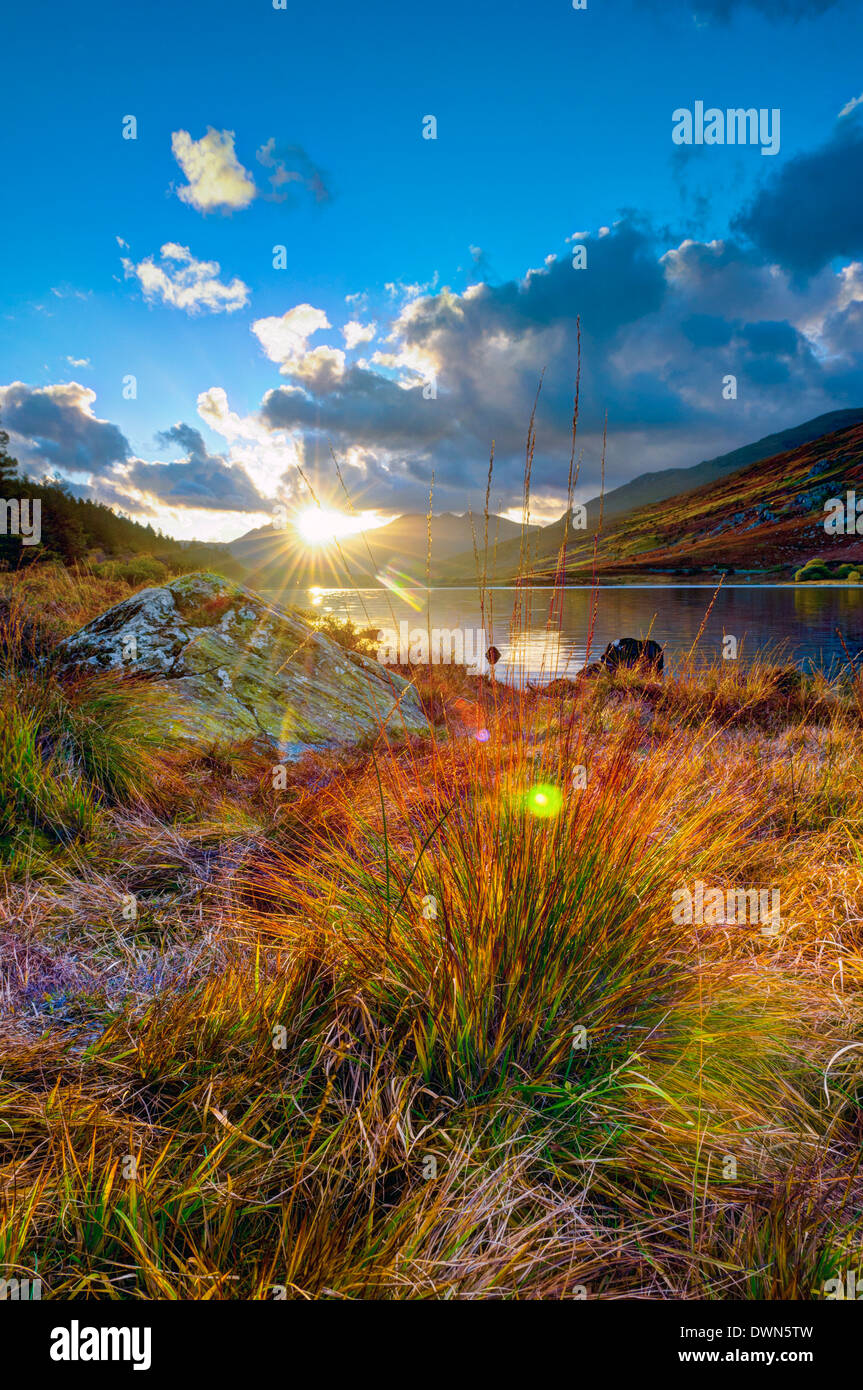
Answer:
[{"xmin": 294, "ymin": 506, "xmax": 367, "ymax": 547}]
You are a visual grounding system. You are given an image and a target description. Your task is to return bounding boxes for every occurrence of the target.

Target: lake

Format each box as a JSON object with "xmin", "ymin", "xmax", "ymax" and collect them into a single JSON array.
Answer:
[{"xmin": 275, "ymin": 584, "xmax": 863, "ymax": 684}]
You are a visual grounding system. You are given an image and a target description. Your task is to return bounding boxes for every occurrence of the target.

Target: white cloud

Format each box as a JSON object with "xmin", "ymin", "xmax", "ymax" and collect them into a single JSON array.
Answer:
[
  {"xmin": 384, "ymin": 273, "xmax": 439, "ymax": 302},
  {"xmin": 839, "ymin": 92, "xmax": 863, "ymax": 119},
  {"xmin": 343, "ymin": 319, "xmax": 377, "ymax": 349},
  {"xmin": 66, "ymin": 356, "xmax": 91, "ymax": 368},
  {"xmin": 835, "ymin": 260, "xmax": 863, "ymax": 310},
  {"xmin": 252, "ymin": 304, "xmax": 330, "ymax": 363},
  {"xmin": 121, "ymin": 243, "xmax": 249, "ymax": 315},
  {"xmin": 171, "ymin": 128, "xmax": 257, "ymax": 214},
  {"xmin": 251, "ymin": 303, "xmax": 346, "ymax": 385},
  {"xmin": 196, "ymin": 385, "xmax": 302, "ymax": 499}
]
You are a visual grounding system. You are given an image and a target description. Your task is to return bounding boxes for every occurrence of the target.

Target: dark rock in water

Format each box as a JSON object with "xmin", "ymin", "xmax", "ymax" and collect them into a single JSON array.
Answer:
[{"xmin": 600, "ymin": 637, "xmax": 664, "ymax": 673}]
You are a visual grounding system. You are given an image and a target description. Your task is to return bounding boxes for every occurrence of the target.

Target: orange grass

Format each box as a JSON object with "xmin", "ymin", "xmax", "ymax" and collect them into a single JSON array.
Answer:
[{"xmin": 2, "ymin": 531, "xmax": 863, "ymax": 1299}]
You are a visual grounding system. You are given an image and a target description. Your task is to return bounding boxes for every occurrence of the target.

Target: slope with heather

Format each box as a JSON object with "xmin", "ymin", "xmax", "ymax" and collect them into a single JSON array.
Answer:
[
  {"xmin": 564, "ymin": 419, "xmax": 863, "ymax": 580},
  {"xmin": 441, "ymin": 410, "xmax": 863, "ymax": 584}
]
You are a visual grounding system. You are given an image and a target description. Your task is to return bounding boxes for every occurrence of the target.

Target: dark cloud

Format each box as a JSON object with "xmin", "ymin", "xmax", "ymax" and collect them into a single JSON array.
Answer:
[
  {"xmin": 262, "ymin": 370, "xmax": 446, "ymax": 452},
  {"xmin": 739, "ymin": 320, "xmax": 803, "ymax": 355},
  {"xmin": 127, "ymin": 423, "xmax": 266, "ymax": 512},
  {"xmin": 820, "ymin": 292, "xmax": 863, "ymax": 358},
  {"xmin": 156, "ymin": 423, "xmax": 214, "ymax": 460},
  {"xmin": 681, "ymin": 314, "xmax": 734, "ymax": 348},
  {"xmin": 256, "ymin": 214, "xmax": 863, "ymax": 515},
  {"xmin": 124, "ymin": 457, "xmax": 264, "ymax": 512},
  {"xmin": 398, "ymin": 221, "xmax": 665, "ymax": 351},
  {"xmin": 0, "ymin": 387, "xmax": 266, "ymax": 516},
  {"xmin": 734, "ymin": 115, "xmax": 863, "ymax": 276},
  {"xmin": 0, "ymin": 382, "xmax": 129, "ymax": 476}
]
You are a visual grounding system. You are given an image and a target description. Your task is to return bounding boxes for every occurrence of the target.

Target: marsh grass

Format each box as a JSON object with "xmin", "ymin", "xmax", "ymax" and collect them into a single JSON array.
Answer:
[{"xmin": 2, "ymin": 515, "xmax": 863, "ymax": 1299}]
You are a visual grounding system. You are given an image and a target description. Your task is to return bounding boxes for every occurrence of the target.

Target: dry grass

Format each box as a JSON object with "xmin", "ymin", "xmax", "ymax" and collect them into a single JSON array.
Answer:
[{"xmin": 1, "ymin": 563, "xmax": 863, "ymax": 1300}]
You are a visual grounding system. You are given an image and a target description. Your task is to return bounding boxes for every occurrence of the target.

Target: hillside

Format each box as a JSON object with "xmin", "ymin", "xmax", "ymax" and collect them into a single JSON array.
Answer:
[
  {"xmin": 529, "ymin": 419, "xmax": 863, "ymax": 581},
  {"xmin": 440, "ymin": 409, "xmax": 863, "ymax": 583}
]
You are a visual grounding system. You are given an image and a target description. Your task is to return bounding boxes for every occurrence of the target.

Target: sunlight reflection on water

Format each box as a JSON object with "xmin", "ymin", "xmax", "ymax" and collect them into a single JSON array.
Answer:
[{"xmin": 270, "ymin": 584, "xmax": 863, "ymax": 684}]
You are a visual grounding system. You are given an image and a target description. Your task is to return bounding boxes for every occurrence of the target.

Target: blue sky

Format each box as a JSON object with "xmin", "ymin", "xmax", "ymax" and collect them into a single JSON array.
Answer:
[{"xmin": 2, "ymin": 0, "xmax": 862, "ymax": 539}]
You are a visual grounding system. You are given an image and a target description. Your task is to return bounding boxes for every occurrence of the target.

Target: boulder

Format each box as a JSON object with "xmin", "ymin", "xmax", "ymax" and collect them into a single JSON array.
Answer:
[
  {"xmin": 53, "ymin": 572, "xmax": 429, "ymax": 759},
  {"xmin": 599, "ymin": 637, "xmax": 664, "ymax": 673}
]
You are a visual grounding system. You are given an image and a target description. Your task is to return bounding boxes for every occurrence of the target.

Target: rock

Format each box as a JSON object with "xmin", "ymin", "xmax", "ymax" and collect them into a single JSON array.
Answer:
[
  {"xmin": 600, "ymin": 638, "xmax": 664, "ymax": 673},
  {"xmin": 53, "ymin": 572, "xmax": 429, "ymax": 759}
]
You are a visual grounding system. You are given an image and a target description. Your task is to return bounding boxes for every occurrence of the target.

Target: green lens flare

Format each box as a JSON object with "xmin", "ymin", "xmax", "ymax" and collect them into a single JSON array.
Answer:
[
  {"xmin": 375, "ymin": 564, "xmax": 425, "ymax": 612},
  {"xmin": 524, "ymin": 782, "xmax": 563, "ymax": 819}
]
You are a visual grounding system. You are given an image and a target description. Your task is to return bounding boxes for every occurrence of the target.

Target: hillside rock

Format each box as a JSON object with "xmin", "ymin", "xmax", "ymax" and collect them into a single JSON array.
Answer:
[{"xmin": 53, "ymin": 572, "xmax": 429, "ymax": 759}]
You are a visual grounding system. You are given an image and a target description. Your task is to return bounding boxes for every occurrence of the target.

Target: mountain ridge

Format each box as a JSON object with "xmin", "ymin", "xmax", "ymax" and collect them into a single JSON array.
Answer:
[{"xmin": 439, "ymin": 408, "xmax": 863, "ymax": 582}]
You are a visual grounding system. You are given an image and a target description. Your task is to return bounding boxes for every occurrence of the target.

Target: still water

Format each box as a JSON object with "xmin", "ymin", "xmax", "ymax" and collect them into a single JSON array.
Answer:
[{"xmin": 275, "ymin": 585, "xmax": 863, "ymax": 684}]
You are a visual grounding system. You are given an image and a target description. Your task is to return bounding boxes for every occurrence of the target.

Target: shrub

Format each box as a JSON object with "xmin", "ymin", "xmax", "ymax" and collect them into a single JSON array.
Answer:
[
  {"xmin": 95, "ymin": 555, "xmax": 169, "ymax": 586},
  {"xmin": 301, "ymin": 610, "xmax": 380, "ymax": 656},
  {"xmin": 794, "ymin": 561, "xmax": 831, "ymax": 581}
]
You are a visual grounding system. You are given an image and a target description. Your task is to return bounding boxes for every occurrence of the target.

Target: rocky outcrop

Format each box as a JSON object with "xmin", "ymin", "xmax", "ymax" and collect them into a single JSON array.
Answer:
[{"xmin": 53, "ymin": 572, "xmax": 429, "ymax": 759}]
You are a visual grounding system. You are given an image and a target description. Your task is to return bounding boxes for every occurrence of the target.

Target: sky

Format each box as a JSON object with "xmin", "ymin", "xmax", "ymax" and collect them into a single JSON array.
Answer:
[{"xmin": 1, "ymin": 0, "xmax": 862, "ymax": 541}]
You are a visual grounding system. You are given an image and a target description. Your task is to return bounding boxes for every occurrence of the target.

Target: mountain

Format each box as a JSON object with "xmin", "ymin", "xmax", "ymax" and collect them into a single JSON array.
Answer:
[
  {"xmin": 527, "ymin": 418, "xmax": 863, "ymax": 581},
  {"xmin": 225, "ymin": 410, "xmax": 863, "ymax": 589},
  {"xmin": 227, "ymin": 510, "xmax": 537, "ymax": 590},
  {"xmin": 439, "ymin": 408, "xmax": 863, "ymax": 582}
]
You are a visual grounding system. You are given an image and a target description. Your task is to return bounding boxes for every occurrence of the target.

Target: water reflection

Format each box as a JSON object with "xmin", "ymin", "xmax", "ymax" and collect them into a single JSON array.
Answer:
[{"xmin": 273, "ymin": 585, "xmax": 863, "ymax": 684}]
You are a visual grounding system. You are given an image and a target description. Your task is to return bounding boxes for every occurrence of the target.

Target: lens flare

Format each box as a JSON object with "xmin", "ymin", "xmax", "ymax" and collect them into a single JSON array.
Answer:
[
  {"xmin": 375, "ymin": 564, "xmax": 425, "ymax": 612},
  {"xmin": 524, "ymin": 782, "xmax": 564, "ymax": 819}
]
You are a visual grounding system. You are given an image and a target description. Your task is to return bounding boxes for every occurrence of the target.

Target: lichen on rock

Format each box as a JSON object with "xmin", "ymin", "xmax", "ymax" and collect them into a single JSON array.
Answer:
[{"xmin": 54, "ymin": 572, "xmax": 429, "ymax": 758}]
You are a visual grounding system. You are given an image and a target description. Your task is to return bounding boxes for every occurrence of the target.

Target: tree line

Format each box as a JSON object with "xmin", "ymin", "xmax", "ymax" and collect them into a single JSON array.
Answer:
[{"xmin": 0, "ymin": 418, "xmax": 245, "ymax": 579}]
